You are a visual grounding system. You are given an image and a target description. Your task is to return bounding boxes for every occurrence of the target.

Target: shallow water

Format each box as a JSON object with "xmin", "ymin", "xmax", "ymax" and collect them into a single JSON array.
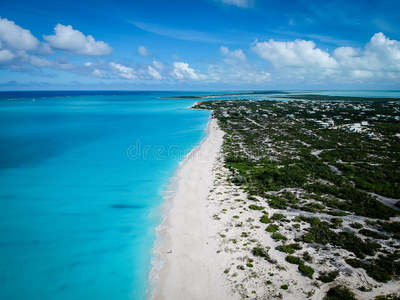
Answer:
[{"xmin": 0, "ymin": 91, "xmax": 210, "ymax": 300}]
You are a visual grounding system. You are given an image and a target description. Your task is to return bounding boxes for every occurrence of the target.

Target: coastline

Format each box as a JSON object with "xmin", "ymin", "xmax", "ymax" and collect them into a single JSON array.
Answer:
[
  {"xmin": 149, "ymin": 97, "xmax": 400, "ymax": 300},
  {"xmin": 151, "ymin": 117, "xmax": 235, "ymax": 300},
  {"xmin": 148, "ymin": 115, "xmax": 213, "ymax": 299}
]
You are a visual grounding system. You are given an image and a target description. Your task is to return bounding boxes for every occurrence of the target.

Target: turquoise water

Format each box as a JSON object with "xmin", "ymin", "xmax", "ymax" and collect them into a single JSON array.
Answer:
[{"xmin": 0, "ymin": 92, "xmax": 210, "ymax": 300}]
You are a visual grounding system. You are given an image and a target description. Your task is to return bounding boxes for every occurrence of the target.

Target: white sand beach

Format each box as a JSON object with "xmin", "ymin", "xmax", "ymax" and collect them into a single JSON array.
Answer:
[
  {"xmin": 155, "ymin": 118, "xmax": 236, "ymax": 300},
  {"xmin": 154, "ymin": 117, "xmax": 400, "ymax": 300}
]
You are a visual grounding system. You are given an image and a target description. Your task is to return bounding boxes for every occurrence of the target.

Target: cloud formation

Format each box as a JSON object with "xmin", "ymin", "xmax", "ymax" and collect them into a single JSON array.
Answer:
[
  {"xmin": 109, "ymin": 62, "xmax": 135, "ymax": 79},
  {"xmin": 218, "ymin": 0, "xmax": 253, "ymax": 8},
  {"xmin": 138, "ymin": 46, "xmax": 149, "ymax": 56},
  {"xmin": 148, "ymin": 66, "xmax": 162, "ymax": 80},
  {"xmin": 44, "ymin": 24, "xmax": 112, "ymax": 56},
  {"xmin": 252, "ymin": 39, "xmax": 337, "ymax": 69},
  {"xmin": 0, "ymin": 49, "xmax": 15, "ymax": 62},
  {"xmin": 220, "ymin": 46, "xmax": 246, "ymax": 62},
  {"xmin": 252, "ymin": 32, "xmax": 400, "ymax": 83},
  {"xmin": 0, "ymin": 17, "xmax": 39, "ymax": 50},
  {"xmin": 172, "ymin": 62, "xmax": 206, "ymax": 80}
]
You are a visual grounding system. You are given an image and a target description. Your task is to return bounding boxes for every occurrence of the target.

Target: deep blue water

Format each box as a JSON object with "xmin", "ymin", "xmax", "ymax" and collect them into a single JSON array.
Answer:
[{"xmin": 0, "ymin": 92, "xmax": 210, "ymax": 300}]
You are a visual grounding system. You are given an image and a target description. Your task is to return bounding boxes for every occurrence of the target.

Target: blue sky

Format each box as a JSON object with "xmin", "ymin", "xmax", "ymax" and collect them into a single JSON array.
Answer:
[{"xmin": 0, "ymin": 0, "xmax": 400, "ymax": 90}]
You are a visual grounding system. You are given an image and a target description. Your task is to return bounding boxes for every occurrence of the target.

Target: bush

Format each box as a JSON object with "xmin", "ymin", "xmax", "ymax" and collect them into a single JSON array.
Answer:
[
  {"xmin": 252, "ymin": 246, "xmax": 270, "ymax": 260},
  {"xmin": 303, "ymin": 251, "xmax": 312, "ymax": 262},
  {"xmin": 298, "ymin": 263, "xmax": 315, "ymax": 279},
  {"xmin": 268, "ymin": 196, "xmax": 288, "ymax": 209},
  {"xmin": 260, "ymin": 215, "xmax": 272, "ymax": 224},
  {"xmin": 272, "ymin": 232, "xmax": 287, "ymax": 241},
  {"xmin": 249, "ymin": 204, "xmax": 265, "ymax": 210},
  {"xmin": 266, "ymin": 224, "xmax": 279, "ymax": 232},
  {"xmin": 286, "ymin": 255, "xmax": 302, "ymax": 264},
  {"xmin": 301, "ymin": 220, "xmax": 381, "ymax": 258},
  {"xmin": 330, "ymin": 217, "xmax": 343, "ymax": 228},
  {"xmin": 280, "ymin": 284, "xmax": 289, "ymax": 290},
  {"xmin": 318, "ymin": 270, "xmax": 339, "ymax": 283},
  {"xmin": 346, "ymin": 252, "xmax": 400, "ymax": 283},
  {"xmin": 277, "ymin": 245, "xmax": 295, "ymax": 254},
  {"xmin": 324, "ymin": 286, "xmax": 356, "ymax": 300},
  {"xmin": 350, "ymin": 222, "xmax": 363, "ymax": 229},
  {"xmin": 327, "ymin": 210, "xmax": 348, "ymax": 216},
  {"xmin": 277, "ymin": 243, "xmax": 302, "ymax": 254},
  {"xmin": 359, "ymin": 229, "xmax": 389, "ymax": 240},
  {"xmin": 271, "ymin": 213, "xmax": 285, "ymax": 220}
]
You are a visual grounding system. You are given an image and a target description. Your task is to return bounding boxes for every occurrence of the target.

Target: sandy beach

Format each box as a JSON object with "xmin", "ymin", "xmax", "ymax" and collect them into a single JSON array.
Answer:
[
  {"xmin": 155, "ymin": 117, "xmax": 236, "ymax": 300},
  {"xmin": 154, "ymin": 117, "xmax": 400, "ymax": 300}
]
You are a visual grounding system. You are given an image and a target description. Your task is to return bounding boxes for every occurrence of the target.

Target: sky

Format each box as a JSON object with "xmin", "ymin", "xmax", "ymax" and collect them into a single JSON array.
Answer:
[{"xmin": 0, "ymin": 0, "xmax": 400, "ymax": 90}]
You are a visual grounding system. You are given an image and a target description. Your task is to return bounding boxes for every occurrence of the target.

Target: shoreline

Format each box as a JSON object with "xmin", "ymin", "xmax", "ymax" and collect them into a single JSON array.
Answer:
[
  {"xmin": 148, "ymin": 116, "xmax": 213, "ymax": 299},
  {"xmin": 151, "ymin": 117, "xmax": 234, "ymax": 300}
]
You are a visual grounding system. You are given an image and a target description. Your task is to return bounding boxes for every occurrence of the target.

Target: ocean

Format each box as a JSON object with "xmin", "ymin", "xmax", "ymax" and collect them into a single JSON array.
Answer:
[
  {"xmin": 0, "ymin": 91, "xmax": 210, "ymax": 300},
  {"xmin": 0, "ymin": 90, "xmax": 398, "ymax": 300}
]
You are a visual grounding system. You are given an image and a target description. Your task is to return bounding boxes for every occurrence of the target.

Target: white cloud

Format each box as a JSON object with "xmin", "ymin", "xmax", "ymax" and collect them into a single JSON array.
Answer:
[
  {"xmin": 172, "ymin": 62, "xmax": 206, "ymax": 80},
  {"xmin": 252, "ymin": 33, "xmax": 400, "ymax": 83},
  {"xmin": 28, "ymin": 54, "xmax": 53, "ymax": 67},
  {"xmin": 138, "ymin": 46, "xmax": 149, "ymax": 56},
  {"xmin": 152, "ymin": 60, "xmax": 164, "ymax": 70},
  {"xmin": 92, "ymin": 69, "xmax": 105, "ymax": 77},
  {"xmin": 37, "ymin": 42, "xmax": 54, "ymax": 55},
  {"xmin": 0, "ymin": 17, "xmax": 39, "ymax": 50},
  {"xmin": 44, "ymin": 24, "xmax": 112, "ymax": 56},
  {"xmin": 220, "ymin": 46, "xmax": 246, "ymax": 62},
  {"xmin": 218, "ymin": 0, "xmax": 253, "ymax": 8},
  {"xmin": 148, "ymin": 66, "xmax": 162, "ymax": 80},
  {"xmin": 0, "ymin": 49, "xmax": 15, "ymax": 62},
  {"xmin": 109, "ymin": 62, "xmax": 135, "ymax": 79},
  {"xmin": 333, "ymin": 32, "xmax": 400, "ymax": 73},
  {"xmin": 252, "ymin": 38, "xmax": 338, "ymax": 69}
]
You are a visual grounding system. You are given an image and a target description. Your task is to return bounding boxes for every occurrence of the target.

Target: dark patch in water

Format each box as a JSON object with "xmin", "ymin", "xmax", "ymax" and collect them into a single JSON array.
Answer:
[{"xmin": 111, "ymin": 204, "xmax": 144, "ymax": 209}]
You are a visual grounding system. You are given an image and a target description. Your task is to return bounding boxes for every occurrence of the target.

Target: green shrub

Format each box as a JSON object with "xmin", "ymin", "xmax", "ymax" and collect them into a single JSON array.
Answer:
[
  {"xmin": 324, "ymin": 286, "xmax": 356, "ymax": 300},
  {"xmin": 266, "ymin": 224, "xmax": 279, "ymax": 232},
  {"xmin": 330, "ymin": 217, "xmax": 343, "ymax": 228},
  {"xmin": 249, "ymin": 204, "xmax": 265, "ymax": 210},
  {"xmin": 359, "ymin": 229, "xmax": 389, "ymax": 240},
  {"xmin": 303, "ymin": 251, "xmax": 312, "ymax": 262},
  {"xmin": 280, "ymin": 284, "xmax": 289, "ymax": 290},
  {"xmin": 301, "ymin": 220, "xmax": 381, "ymax": 258},
  {"xmin": 260, "ymin": 215, "xmax": 272, "ymax": 224},
  {"xmin": 277, "ymin": 245, "xmax": 295, "ymax": 254},
  {"xmin": 298, "ymin": 263, "xmax": 315, "ymax": 279},
  {"xmin": 276, "ymin": 243, "xmax": 302, "ymax": 254},
  {"xmin": 268, "ymin": 196, "xmax": 288, "ymax": 209},
  {"xmin": 327, "ymin": 210, "xmax": 348, "ymax": 216},
  {"xmin": 252, "ymin": 246, "xmax": 270, "ymax": 260},
  {"xmin": 318, "ymin": 270, "xmax": 339, "ymax": 283},
  {"xmin": 286, "ymin": 255, "xmax": 302, "ymax": 264},
  {"xmin": 350, "ymin": 222, "xmax": 363, "ymax": 229},
  {"xmin": 346, "ymin": 252, "xmax": 400, "ymax": 283},
  {"xmin": 271, "ymin": 213, "xmax": 285, "ymax": 220},
  {"xmin": 271, "ymin": 232, "xmax": 287, "ymax": 241}
]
